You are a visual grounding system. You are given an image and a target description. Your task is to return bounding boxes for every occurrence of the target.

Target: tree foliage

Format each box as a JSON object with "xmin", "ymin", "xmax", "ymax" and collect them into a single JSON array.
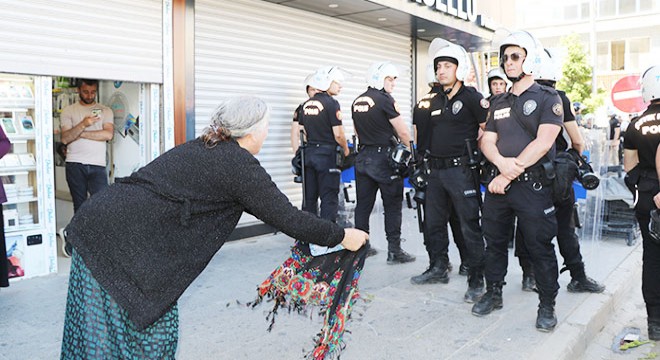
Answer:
[{"xmin": 557, "ymin": 33, "xmax": 604, "ymax": 113}]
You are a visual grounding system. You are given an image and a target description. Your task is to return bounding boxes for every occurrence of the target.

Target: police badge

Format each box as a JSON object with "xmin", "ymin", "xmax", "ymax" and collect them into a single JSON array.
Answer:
[
  {"xmin": 452, "ymin": 100, "xmax": 463, "ymax": 115},
  {"xmin": 552, "ymin": 103, "xmax": 563, "ymax": 116},
  {"xmin": 523, "ymin": 100, "xmax": 537, "ymax": 116}
]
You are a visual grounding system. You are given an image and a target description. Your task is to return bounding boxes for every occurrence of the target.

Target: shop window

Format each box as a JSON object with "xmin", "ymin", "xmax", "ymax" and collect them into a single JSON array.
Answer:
[
  {"xmin": 581, "ymin": 1, "xmax": 591, "ymax": 18},
  {"xmin": 611, "ymin": 40, "xmax": 625, "ymax": 71},
  {"xmin": 640, "ymin": 0, "xmax": 654, "ymax": 11},
  {"xmin": 597, "ymin": 41, "xmax": 609, "ymax": 72},
  {"xmin": 598, "ymin": 0, "xmax": 616, "ymax": 16},
  {"xmin": 564, "ymin": 4, "xmax": 579, "ymax": 20},
  {"xmin": 619, "ymin": 0, "xmax": 636, "ymax": 14},
  {"xmin": 628, "ymin": 38, "xmax": 650, "ymax": 70}
]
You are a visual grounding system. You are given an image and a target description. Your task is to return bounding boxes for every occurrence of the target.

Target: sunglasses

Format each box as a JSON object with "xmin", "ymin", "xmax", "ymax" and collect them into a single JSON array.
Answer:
[{"xmin": 501, "ymin": 52, "xmax": 525, "ymax": 63}]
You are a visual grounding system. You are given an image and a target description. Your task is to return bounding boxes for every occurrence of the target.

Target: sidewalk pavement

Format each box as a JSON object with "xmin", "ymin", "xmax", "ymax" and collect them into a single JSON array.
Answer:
[{"xmin": 0, "ymin": 205, "xmax": 650, "ymax": 360}]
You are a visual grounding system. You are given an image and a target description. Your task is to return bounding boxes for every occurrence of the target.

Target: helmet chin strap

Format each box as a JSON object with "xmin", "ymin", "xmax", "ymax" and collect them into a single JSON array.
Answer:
[
  {"xmin": 507, "ymin": 72, "xmax": 526, "ymax": 83},
  {"xmin": 444, "ymin": 80, "xmax": 457, "ymax": 94}
]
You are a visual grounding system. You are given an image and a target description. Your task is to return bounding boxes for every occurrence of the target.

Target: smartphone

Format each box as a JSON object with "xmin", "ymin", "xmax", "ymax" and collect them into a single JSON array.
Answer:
[{"xmin": 91, "ymin": 109, "xmax": 102, "ymax": 117}]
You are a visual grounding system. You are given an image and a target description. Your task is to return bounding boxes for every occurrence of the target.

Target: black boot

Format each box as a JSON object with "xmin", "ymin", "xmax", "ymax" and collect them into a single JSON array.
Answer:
[
  {"xmin": 522, "ymin": 273, "xmax": 537, "ymax": 292},
  {"xmin": 411, "ymin": 262, "xmax": 449, "ymax": 284},
  {"xmin": 566, "ymin": 265, "xmax": 605, "ymax": 293},
  {"xmin": 458, "ymin": 263, "xmax": 469, "ymax": 276},
  {"xmin": 536, "ymin": 300, "xmax": 557, "ymax": 332},
  {"xmin": 387, "ymin": 249, "xmax": 416, "ymax": 264},
  {"xmin": 464, "ymin": 269, "xmax": 485, "ymax": 303},
  {"xmin": 471, "ymin": 281, "xmax": 504, "ymax": 316},
  {"xmin": 365, "ymin": 243, "xmax": 378, "ymax": 258},
  {"xmin": 648, "ymin": 307, "xmax": 660, "ymax": 341}
]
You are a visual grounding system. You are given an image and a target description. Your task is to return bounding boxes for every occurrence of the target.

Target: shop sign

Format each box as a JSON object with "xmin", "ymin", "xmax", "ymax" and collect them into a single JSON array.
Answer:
[{"xmin": 410, "ymin": 0, "xmax": 493, "ymax": 28}]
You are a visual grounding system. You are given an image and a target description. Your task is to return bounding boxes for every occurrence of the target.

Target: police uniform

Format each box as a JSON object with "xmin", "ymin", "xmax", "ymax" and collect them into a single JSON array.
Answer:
[
  {"xmin": 623, "ymin": 102, "xmax": 660, "ymax": 327},
  {"xmin": 412, "ymin": 84, "xmax": 487, "ymax": 288},
  {"xmin": 352, "ymin": 87, "xmax": 405, "ymax": 253},
  {"xmin": 515, "ymin": 90, "xmax": 603, "ymax": 292},
  {"xmin": 413, "ymin": 86, "xmax": 468, "ymax": 273},
  {"xmin": 480, "ymin": 83, "xmax": 563, "ymax": 309},
  {"xmin": 299, "ymin": 92, "xmax": 343, "ymax": 222}
]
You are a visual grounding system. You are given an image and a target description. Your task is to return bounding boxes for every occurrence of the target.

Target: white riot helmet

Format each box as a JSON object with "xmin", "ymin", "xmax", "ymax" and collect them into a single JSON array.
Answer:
[
  {"xmin": 426, "ymin": 63, "xmax": 438, "ymax": 87},
  {"xmin": 535, "ymin": 48, "xmax": 562, "ymax": 83},
  {"xmin": 498, "ymin": 30, "xmax": 544, "ymax": 78},
  {"xmin": 366, "ymin": 61, "xmax": 399, "ymax": 90},
  {"xmin": 307, "ymin": 66, "xmax": 345, "ymax": 92},
  {"xmin": 641, "ymin": 65, "xmax": 660, "ymax": 103},
  {"xmin": 428, "ymin": 38, "xmax": 470, "ymax": 82},
  {"xmin": 487, "ymin": 68, "xmax": 511, "ymax": 87}
]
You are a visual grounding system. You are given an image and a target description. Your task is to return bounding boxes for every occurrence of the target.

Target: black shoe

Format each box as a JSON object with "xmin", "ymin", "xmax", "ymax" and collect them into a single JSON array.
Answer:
[
  {"xmin": 567, "ymin": 277, "xmax": 605, "ymax": 293},
  {"xmin": 535, "ymin": 305, "xmax": 557, "ymax": 332},
  {"xmin": 411, "ymin": 264, "xmax": 449, "ymax": 284},
  {"xmin": 387, "ymin": 249, "xmax": 416, "ymax": 265},
  {"xmin": 522, "ymin": 275, "xmax": 537, "ymax": 292},
  {"xmin": 63, "ymin": 242, "xmax": 72, "ymax": 258},
  {"xmin": 464, "ymin": 274, "xmax": 485, "ymax": 304},
  {"xmin": 366, "ymin": 246, "xmax": 378, "ymax": 258},
  {"xmin": 471, "ymin": 284, "xmax": 503, "ymax": 316},
  {"xmin": 649, "ymin": 321, "xmax": 660, "ymax": 341},
  {"xmin": 447, "ymin": 262, "xmax": 453, "ymax": 273},
  {"xmin": 458, "ymin": 263, "xmax": 469, "ymax": 276}
]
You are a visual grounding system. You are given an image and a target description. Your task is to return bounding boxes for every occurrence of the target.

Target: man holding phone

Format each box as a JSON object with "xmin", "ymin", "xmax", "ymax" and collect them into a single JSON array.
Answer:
[{"xmin": 60, "ymin": 79, "xmax": 114, "ymax": 256}]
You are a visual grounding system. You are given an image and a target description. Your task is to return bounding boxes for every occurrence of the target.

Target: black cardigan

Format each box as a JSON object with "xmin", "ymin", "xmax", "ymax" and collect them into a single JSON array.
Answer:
[{"xmin": 67, "ymin": 138, "xmax": 344, "ymax": 330}]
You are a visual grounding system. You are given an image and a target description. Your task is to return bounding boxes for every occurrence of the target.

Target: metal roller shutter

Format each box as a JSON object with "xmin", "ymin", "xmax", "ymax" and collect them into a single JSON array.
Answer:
[
  {"xmin": 195, "ymin": 0, "xmax": 412, "ymax": 224},
  {"xmin": 0, "ymin": 0, "xmax": 162, "ymax": 83}
]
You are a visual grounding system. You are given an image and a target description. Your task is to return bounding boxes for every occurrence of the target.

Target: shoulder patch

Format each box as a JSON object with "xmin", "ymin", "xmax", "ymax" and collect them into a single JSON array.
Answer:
[
  {"xmin": 480, "ymin": 98, "xmax": 490, "ymax": 109},
  {"xmin": 552, "ymin": 103, "xmax": 563, "ymax": 116},
  {"xmin": 336, "ymin": 110, "xmax": 343, "ymax": 121},
  {"xmin": 394, "ymin": 101, "xmax": 401, "ymax": 114}
]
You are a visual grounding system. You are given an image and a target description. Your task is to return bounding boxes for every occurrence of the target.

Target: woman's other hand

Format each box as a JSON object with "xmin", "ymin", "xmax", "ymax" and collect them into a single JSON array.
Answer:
[{"xmin": 341, "ymin": 229, "xmax": 369, "ymax": 251}]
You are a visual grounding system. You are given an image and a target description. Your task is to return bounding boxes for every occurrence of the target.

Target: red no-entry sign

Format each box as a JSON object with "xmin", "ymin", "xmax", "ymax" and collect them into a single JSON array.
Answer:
[{"xmin": 611, "ymin": 75, "xmax": 646, "ymax": 113}]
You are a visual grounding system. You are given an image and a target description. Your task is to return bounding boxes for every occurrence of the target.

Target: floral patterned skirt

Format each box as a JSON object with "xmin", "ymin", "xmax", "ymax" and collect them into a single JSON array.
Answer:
[
  {"xmin": 252, "ymin": 242, "xmax": 367, "ymax": 360},
  {"xmin": 61, "ymin": 251, "xmax": 179, "ymax": 359}
]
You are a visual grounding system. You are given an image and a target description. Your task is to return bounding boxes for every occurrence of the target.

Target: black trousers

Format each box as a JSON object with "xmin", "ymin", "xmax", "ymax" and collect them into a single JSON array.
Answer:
[
  {"xmin": 515, "ymin": 186, "xmax": 584, "ymax": 277},
  {"xmin": 354, "ymin": 149, "xmax": 403, "ymax": 250},
  {"xmin": 482, "ymin": 181, "xmax": 559, "ymax": 301},
  {"xmin": 424, "ymin": 166, "xmax": 483, "ymax": 269},
  {"xmin": 634, "ymin": 177, "xmax": 660, "ymax": 318},
  {"xmin": 303, "ymin": 146, "xmax": 341, "ymax": 222}
]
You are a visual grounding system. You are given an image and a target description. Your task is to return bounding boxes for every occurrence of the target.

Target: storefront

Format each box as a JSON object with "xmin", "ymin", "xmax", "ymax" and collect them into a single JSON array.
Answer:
[
  {"xmin": 1, "ymin": 0, "xmax": 493, "ymax": 280},
  {"xmin": 0, "ymin": 0, "xmax": 167, "ymax": 279}
]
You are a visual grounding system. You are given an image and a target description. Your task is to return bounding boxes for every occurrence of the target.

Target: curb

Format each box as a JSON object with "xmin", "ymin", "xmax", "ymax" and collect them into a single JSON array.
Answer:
[{"xmin": 532, "ymin": 243, "xmax": 643, "ymax": 359}]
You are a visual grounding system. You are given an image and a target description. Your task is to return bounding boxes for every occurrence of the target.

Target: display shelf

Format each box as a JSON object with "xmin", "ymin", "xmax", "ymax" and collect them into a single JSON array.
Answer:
[
  {"xmin": 2, "ymin": 197, "xmax": 38, "ymax": 205},
  {"xmin": 0, "ymin": 165, "xmax": 36, "ymax": 174},
  {"xmin": 7, "ymin": 134, "xmax": 36, "ymax": 141}
]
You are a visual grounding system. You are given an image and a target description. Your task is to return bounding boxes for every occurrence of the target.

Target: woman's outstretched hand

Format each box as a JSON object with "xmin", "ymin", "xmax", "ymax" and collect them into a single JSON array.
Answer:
[{"xmin": 341, "ymin": 228, "xmax": 369, "ymax": 251}]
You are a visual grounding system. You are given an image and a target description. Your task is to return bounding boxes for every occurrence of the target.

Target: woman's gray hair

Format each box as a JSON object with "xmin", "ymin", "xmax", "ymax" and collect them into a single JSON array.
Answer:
[{"xmin": 202, "ymin": 96, "xmax": 269, "ymax": 146}]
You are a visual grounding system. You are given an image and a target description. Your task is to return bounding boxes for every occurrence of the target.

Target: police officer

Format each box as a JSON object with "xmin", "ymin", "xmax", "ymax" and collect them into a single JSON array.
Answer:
[
  {"xmin": 472, "ymin": 31, "xmax": 563, "ymax": 332},
  {"xmin": 352, "ymin": 61, "xmax": 416, "ymax": 264},
  {"xmin": 486, "ymin": 68, "xmax": 510, "ymax": 99},
  {"xmin": 299, "ymin": 66, "xmax": 349, "ymax": 223},
  {"xmin": 409, "ymin": 39, "xmax": 488, "ymax": 305},
  {"xmin": 291, "ymin": 73, "xmax": 319, "ymax": 153},
  {"xmin": 625, "ymin": 65, "xmax": 660, "ymax": 341},
  {"xmin": 413, "ymin": 64, "xmax": 469, "ymax": 275},
  {"xmin": 514, "ymin": 48, "xmax": 604, "ymax": 294}
]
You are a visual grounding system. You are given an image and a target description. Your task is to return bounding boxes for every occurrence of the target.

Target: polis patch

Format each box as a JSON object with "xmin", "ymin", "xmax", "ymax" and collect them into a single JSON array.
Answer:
[
  {"xmin": 480, "ymin": 98, "xmax": 490, "ymax": 109},
  {"xmin": 336, "ymin": 110, "xmax": 343, "ymax": 121},
  {"xmin": 552, "ymin": 103, "xmax": 563, "ymax": 116},
  {"xmin": 523, "ymin": 100, "xmax": 537, "ymax": 116},
  {"xmin": 452, "ymin": 100, "xmax": 463, "ymax": 115}
]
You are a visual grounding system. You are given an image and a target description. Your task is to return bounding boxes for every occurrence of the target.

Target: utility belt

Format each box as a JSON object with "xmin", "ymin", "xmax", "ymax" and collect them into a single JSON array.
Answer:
[
  {"xmin": 306, "ymin": 143, "xmax": 337, "ymax": 150},
  {"xmin": 358, "ymin": 144, "xmax": 392, "ymax": 153},
  {"xmin": 513, "ymin": 166, "xmax": 547, "ymax": 183},
  {"xmin": 428, "ymin": 155, "xmax": 469, "ymax": 170}
]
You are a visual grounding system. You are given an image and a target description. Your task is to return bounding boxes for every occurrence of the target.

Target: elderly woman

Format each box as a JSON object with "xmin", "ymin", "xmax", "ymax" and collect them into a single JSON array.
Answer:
[{"xmin": 60, "ymin": 96, "xmax": 369, "ymax": 359}]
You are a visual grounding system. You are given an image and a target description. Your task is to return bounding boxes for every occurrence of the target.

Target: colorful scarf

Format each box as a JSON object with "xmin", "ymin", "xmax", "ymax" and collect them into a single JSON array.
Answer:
[{"xmin": 250, "ymin": 242, "xmax": 367, "ymax": 359}]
